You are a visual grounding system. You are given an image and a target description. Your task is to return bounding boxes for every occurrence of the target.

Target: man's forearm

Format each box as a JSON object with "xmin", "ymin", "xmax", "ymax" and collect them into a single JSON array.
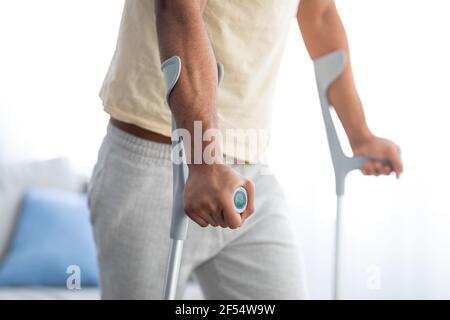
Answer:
[
  {"xmin": 156, "ymin": 0, "xmax": 221, "ymax": 162},
  {"xmin": 298, "ymin": 1, "xmax": 373, "ymax": 149}
]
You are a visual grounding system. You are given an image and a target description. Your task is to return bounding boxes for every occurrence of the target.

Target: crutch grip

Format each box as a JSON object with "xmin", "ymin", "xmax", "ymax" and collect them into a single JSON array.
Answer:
[{"xmin": 350, "ymin": 156, "xmax": 396, "ymax": 171}]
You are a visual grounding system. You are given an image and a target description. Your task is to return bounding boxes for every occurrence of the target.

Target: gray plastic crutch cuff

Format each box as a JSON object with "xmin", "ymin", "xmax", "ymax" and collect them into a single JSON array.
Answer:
[
  {"xmin": 161, "ymin": 56, "xmax": 182, "ymax": 106},
  {"xmin": 161, "ymin": 56, "xmax": 225, "ymax": 106}
]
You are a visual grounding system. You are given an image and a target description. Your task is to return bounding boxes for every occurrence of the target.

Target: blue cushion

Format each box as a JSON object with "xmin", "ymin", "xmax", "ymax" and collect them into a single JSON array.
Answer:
[{"xmin": 0, "ymin": 188, "xmax": 99, "ymax": 287}]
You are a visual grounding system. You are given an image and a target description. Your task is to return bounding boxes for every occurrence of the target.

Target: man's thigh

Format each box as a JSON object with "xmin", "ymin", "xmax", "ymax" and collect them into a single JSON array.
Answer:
[
  {"xmin": 195, "ymin": 166, "xmax": 308, "ymax": 299},
  {"xmin": 87, "ymin": 123, "xmax": 194, "ymax": 299}
]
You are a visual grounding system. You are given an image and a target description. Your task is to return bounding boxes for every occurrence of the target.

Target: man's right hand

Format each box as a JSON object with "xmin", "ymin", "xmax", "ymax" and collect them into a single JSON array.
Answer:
[{"xmin": 183, "ymin": 164, "xmax": 255, "ymax": 229}]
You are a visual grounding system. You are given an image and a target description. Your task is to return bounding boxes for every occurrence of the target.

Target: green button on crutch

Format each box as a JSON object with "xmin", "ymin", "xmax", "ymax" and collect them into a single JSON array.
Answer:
[{"xmin": 233, "ymin": 187, "xmax": 247, "ymax": 214}]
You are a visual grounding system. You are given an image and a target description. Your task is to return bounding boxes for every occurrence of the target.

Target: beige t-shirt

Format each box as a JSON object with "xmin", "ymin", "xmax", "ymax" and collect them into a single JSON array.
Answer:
[{"xmin": 100, "ymin": 0, "xmax": 300, "ymax": 163}]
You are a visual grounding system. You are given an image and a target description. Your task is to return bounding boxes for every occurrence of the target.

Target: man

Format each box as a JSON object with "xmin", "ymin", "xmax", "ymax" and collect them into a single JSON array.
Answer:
[{"xmin": 88, "ymin": 0, "xmax": 403, "ymax": 299}]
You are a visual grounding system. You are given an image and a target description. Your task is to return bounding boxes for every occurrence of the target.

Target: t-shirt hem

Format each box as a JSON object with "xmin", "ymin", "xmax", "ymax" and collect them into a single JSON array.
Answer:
[
  {"xmin": 103, "ymin": 104, "xmax": 172, "ymax": 138},
  {"xmin": 102, "ymin": 104, "xmax": 268, "ymax": 165}
]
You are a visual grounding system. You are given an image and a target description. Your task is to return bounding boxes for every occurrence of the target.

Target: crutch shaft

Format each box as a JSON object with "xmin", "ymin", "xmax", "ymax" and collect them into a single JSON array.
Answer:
[
  {"xmin": 163, "ymin": 239, "xmax": 185, "ymax": 300},
  {"xmin": 333, "ymin": 195, "xmax": 344, "ymax": 300}
]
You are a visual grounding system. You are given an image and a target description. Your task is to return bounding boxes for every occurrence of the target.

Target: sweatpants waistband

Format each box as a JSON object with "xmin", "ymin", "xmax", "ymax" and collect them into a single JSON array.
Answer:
[{"xmin": 106, "ymin": 121, "xmax": 172, "ymax": 162}]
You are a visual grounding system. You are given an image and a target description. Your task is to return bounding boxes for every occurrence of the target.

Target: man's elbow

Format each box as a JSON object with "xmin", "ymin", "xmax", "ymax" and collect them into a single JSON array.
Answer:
[
  {"xmin": 297, "ymin": 0, "xmax": 336, "ymax": 27},
  {"xmin": 155, "ymin": 0, "xmax": 205, "ymax": 20},
  {"xmin": 155, "ymin": 0, "xmax": 181, "ymax": 20}
]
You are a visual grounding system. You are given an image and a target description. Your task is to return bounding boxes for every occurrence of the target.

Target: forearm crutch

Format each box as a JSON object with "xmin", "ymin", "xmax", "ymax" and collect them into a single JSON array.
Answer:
[
  {"xmin": 161, "ymin": 56, "xmax": 248, "ymax": 300},
  {"xmin": 313, "ymin": 50, "xmax": 394, "ymax": 300}
]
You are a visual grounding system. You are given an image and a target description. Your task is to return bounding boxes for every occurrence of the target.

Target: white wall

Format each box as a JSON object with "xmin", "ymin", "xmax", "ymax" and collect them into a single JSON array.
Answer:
[
  {"xmin": 0, "ymin": 0, "xmax": 122, "ymax": 172},
  {"xmin": 0, "ymin": 0, "xmax": 449, "ymax": 299}
]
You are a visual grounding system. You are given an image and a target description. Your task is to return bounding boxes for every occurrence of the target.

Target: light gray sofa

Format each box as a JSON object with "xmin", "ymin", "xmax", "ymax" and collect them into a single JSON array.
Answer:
[{"xmin": 0, "ymin": 157, "xmax": 203, "ymax": 300}]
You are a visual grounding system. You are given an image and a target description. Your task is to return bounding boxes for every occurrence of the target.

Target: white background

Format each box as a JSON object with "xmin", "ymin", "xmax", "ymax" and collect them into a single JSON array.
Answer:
[{"xmin": 0, "ymin": 0, "xmax": 449, "ymax": 299}]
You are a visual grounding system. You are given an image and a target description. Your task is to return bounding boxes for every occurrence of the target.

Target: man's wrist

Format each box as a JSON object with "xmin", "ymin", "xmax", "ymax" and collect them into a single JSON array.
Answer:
[
  {"xmin": 347, "ymin": 125, "xmax": 375, "ymax": 151},
  {"xmin": 186, "ymin": 136, "xmax": 224, "ymax": 166}
]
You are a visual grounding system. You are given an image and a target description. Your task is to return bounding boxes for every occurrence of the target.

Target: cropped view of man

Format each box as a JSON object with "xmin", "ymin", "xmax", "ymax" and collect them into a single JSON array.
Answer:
[{"xmin": 88, "ymin": 0, "xmax": 403, "ymax": 299}]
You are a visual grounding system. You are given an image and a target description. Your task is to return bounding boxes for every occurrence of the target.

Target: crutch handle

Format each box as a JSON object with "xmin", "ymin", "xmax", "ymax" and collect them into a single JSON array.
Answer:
[{"xmin": 349, "ymin": 155, "xmax": 396, "ymax": 171}]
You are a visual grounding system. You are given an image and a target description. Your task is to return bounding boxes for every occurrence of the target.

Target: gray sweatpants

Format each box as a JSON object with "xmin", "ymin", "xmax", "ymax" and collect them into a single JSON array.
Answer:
[{"xmin": 88, "ymin": 123, "xmax": 307, "ymax": 299}]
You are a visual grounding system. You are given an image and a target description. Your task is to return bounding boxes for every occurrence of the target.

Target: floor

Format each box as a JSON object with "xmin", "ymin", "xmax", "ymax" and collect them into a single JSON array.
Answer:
[{"xmin": 0, "ymin": 282, "xmax": 204, "ymax": 300}]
